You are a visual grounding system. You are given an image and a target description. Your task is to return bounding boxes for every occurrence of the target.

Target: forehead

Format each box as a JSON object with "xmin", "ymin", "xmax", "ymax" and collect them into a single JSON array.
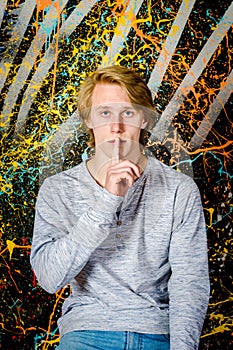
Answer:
[{"xmin": 91, "ymin": 83, "xmax": 131, "ymax": 107}]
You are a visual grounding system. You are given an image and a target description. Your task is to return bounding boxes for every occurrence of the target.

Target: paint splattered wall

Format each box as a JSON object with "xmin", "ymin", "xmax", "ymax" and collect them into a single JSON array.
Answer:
[{"xmin": 0, "ymin": 0, "xmax": 232, "ymax": 349}]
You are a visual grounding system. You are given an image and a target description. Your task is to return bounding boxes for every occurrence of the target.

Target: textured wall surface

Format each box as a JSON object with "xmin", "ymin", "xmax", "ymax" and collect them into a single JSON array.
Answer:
[{"xmin": 0, "ymin": 0, "xmax": 232, "ymax": 349}]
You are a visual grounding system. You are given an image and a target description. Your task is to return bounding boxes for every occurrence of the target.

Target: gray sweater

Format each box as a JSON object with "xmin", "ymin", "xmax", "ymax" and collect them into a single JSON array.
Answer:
[{"xmin": 30, "ymin": 156, "xmax": 210, "ymax": 349}]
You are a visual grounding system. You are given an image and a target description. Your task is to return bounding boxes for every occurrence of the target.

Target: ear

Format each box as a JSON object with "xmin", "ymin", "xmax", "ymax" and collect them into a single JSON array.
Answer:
[
  {"xmin": 86, "ymin": 118, "xmax": 93, "ymax": 129},
  {"xmin": 141, "ymin": 118, "xmax": 148, "ymax": 129}
]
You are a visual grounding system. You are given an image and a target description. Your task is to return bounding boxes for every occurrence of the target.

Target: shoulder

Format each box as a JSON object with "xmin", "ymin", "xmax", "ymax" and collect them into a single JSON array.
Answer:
[
  {"xmin": 148, "ymin": 158, "xmax": 204, "ymax": 221},
  {"xmin": 39, "ymin": 162, "xmax": 86, "ymax": 194},
  {"xmin": 148, "ymin": 156, "xmax": 199, "ymax": 196},
  {"xmin": 149, "ymin": 156, "xmax": 195, "ymax": 184}
]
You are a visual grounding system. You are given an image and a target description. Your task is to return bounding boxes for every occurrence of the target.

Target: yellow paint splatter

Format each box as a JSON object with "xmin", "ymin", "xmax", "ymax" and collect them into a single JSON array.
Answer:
[
  {"xmin": 156, "ymin": 18, "xmax": 175, "ymax": 35},
  {"xmin": 6, "ymin": 239, "xmax": 31, "ymax": 260},
  {"xmin": 204, "ymin": 207, "xmax": 214, "ymax": 227},
  {"xmin": 7, "ymin": 239, "xmax": 16, "ymax": 260}
]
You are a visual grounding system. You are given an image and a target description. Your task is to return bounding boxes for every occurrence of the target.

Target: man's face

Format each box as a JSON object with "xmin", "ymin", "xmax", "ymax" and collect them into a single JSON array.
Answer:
[{"xmin": 87, "ymin": 83, "xmax": 147, "ymax": 159}]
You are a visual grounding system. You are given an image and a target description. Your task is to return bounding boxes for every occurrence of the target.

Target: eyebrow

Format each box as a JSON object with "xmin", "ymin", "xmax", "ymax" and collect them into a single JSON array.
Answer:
[
  {"xmin": 94, "ymin": 105, "xmax": 112, "ymax": 111},
  {"xmin": 93, "ymin": 104, "xmax": 135, "ymax": 111}
]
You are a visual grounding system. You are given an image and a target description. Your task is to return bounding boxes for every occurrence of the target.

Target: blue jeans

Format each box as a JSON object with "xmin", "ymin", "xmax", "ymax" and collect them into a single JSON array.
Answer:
[{"xmin": 56, "ymin": 330, "xmax": 170, "ymax": 350}]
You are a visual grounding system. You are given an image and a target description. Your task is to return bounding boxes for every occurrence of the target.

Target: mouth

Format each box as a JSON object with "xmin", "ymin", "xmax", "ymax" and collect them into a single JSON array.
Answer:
[{"xmin": 108, "ymin": 139, "xmax": 126, "ymax": 144}]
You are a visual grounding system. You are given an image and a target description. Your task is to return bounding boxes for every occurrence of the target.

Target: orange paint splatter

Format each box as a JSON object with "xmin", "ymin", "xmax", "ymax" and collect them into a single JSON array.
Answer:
[{"xmin": 37, "ymin": 0, "xmax": 55, "ymax": 11}]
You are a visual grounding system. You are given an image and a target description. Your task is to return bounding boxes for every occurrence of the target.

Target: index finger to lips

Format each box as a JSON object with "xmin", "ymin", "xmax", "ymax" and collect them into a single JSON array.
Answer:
[{"xmin": 111, "ymin": 138, "xmax": 120, "ymax": 165}]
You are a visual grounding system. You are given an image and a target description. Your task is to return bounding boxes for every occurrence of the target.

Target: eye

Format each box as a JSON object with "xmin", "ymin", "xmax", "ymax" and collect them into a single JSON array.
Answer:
[
  {"xmin": 100, "ymin": 110, "xmax": 111, "ymax": 118},
  {"xmin": 122, "ymin": 110, "xmax": 134, "ymax": 118}
]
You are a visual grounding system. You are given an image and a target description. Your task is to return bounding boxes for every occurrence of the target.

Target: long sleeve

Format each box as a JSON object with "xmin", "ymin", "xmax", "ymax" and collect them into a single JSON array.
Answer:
[
  {"xmin": 168, "ymin": 179, "xmax": 210, "ymax": 349},
  {"xmin": 30, "ymin": 174, "xmax": 123, "ymax": 294}
]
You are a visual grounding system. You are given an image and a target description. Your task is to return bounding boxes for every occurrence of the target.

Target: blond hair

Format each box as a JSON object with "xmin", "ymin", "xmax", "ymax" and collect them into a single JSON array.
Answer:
[{"xmin": 77, "ymin": 65, "xmax": 156, "ymax": 147}]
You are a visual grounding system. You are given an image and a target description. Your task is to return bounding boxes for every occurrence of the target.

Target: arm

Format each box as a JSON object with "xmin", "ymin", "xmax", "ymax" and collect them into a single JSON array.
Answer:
[
  {"xmin": 30, "ymin": 176, "xmax": 123, "ymax": 294},
  {"xmin": 168, "ymin": 179, "xmax": 210, "ymax": 350}
]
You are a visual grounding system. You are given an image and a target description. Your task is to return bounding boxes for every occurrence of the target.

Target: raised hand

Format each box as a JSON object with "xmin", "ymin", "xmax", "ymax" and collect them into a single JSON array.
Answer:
[{"xmin": 105, "ymin": 138, "xmax": 140, "ymax": 196}]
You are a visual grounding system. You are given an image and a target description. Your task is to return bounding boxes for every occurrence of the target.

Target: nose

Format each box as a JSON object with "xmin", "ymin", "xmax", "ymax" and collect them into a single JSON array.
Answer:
[{"xmin": 110, "ymin": 114, "xmax": 124, "ymax": 134}]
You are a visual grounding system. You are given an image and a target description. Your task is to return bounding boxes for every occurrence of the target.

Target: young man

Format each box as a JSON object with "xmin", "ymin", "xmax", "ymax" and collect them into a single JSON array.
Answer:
[{"xmin": 30, "ymin": 65, "xmax": 210, "ymax": 350}]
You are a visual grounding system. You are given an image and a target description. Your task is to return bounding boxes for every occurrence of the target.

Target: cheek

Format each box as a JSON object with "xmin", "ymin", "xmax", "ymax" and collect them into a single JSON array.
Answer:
[
  {"xmin": 126, "ymin": 125, "xmax": 141, "ymax": 137},
  {"xmin": 91, "ymin": 117, "xmax": 109, "ymax": 129},
  {"xmin": 93, "ymin": 126, "xmax": 108, "ymax": 139}
]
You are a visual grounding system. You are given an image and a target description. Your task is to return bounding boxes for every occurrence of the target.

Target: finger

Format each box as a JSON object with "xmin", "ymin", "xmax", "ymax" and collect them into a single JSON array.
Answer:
[
  {"xmin": 111, "ymin": 138, "xmax": 120, "ymax": 165},
  {"xmin": 110, "ymin": 160, "xmax": 141, "ymax": 178}
]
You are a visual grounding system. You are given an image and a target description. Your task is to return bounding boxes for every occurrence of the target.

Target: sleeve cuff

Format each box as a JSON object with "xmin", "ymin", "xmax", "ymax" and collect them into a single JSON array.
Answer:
[{"xmin": 93, "ymin": 188, "xmax": 124, "ymax": 215}]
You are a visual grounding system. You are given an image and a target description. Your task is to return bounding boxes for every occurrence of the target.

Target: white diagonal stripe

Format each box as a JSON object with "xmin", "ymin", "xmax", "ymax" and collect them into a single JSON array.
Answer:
[
  {"xmin": 189, "ymin": 69, "xmax": 233, "ymax": 149},
  {"xmin": 148, "ymin": 0, "xmax": 197, "ymax": 93},
  {"xmin": 101, "ymin": 0, "xmax": 144, "ymax": 66},
  {"xmin": 1, "ymin": 0, "xmax": 70, "ymax": 128},
  {"xmin": 151, "ymin": 2, "xmax": 233, "ymax": 142},
  {"xmin": 0, "ymin": 0, "xmax": 36, "ymax": 92},
  {"xmin": 38, "ymin": 110, "xmax": 81, "ymax": 184},
  {"xmin": 11, "ymin": 0, "xmax": 97, "ymax": 134},
  {"xmin": 0, "ymin": 0, "xmax": 8, "ymax": 26}
]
